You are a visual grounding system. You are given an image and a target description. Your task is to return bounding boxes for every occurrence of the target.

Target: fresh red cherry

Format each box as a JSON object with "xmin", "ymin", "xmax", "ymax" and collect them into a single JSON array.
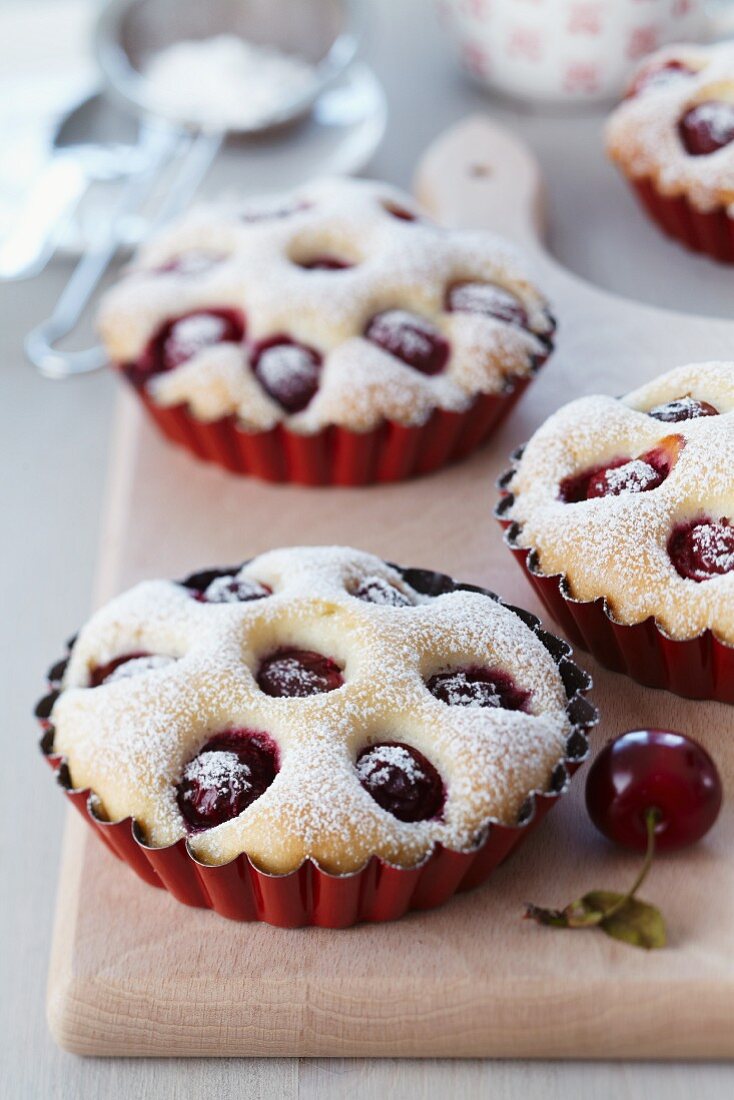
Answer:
[
  {"xmin": 252, "ymin": 337, "xmax": 322, "ymax": 413},
  {"xmin": 648, "ymin": 396, "xmax": 718, "ymax": 422},
  {"xmin": 365, "ymin": 310, "xmax": 449, "ymax": 376},
  {"xmin": 297, "ymin": 255, "xmax": 352, "ymax": 271},
  {"xmin": 560, "ymin": 439, "xmax": 681, "ymax": 502},
  {"xmin": 144, "ymin": 309, "xmax": 245, "ymax": 376},
  {"xmin": 257, "ymin": 647, "xmax": 344, "ymax": 698},
  {"xmin": 352, "ymin": 575, "xmax": 413, "ymax": 607},
  {"xmin": 446, "ymin": 281, "xmax": 529, "ymax": 329},
  {"xmin": 527, "ymin": 729, "xmax": 721, "ymax": 950},
  {"xmin": 196, "ymin": 575, "xmax": 271, "ymax": 604},
  {"xmin": 89, "ymin": 652, "xmax": 175, "ymax": 687},
  {"xmin": 155, "ymin": 250, "xmax": 224, "ymax": 277},
  {"xmin": 356, "ymin": 742, "xmax": 444, "ymax": 822},
  {"xmin": 668, "ymin": 517, "xmax": 734, "ymax": 581},
  {"xmin": 586, "ymin": 729, "xmax": 722, "ymax": 853},
  {"xmin": 628, "ymin": 59, "xmax": 694, "ymax": 98},
  {"xmin": 679, "ymin": 101, "xmax": 734, "ymax": 156},
  {"xmin": 426, "ymin": 666, "xmax": 530, "ymax": 711},
  {"xmin": 177, "ymin": 730, "xmax": 278, "ymax": 830}
]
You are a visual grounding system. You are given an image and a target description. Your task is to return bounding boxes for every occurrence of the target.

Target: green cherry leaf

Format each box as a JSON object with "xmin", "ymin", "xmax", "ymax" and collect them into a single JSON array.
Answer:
[
  {"xmin": 597, "ymin": 895, "xmax": 667, "ymax": 951},
  {"xmin": 524, "ymin": 895, "xmax": 606, "ymax": 929}
]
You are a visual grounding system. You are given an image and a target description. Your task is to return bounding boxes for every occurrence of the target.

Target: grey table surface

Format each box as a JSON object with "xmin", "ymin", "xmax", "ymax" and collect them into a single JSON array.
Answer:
[{"xmin": 2, "ymin": 1, "xmax": 734, "ymax": 1097}]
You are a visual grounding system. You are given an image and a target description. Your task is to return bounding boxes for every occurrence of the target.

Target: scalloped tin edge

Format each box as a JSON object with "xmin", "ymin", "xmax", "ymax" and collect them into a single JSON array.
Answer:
[
  {"xmin": 630, "ymin": 177, "xmax": 734, "ymax": 265},
  {"xmin": 114, "ymin": 336, "xmax": 554, "ymax": 486},
  {"xmin": 495, "ymin": 455, "xmax": 734, "ymax": 704},
  {"xmin": 35, "ymin": 562, "xmax": 597, "ymax": 927}
]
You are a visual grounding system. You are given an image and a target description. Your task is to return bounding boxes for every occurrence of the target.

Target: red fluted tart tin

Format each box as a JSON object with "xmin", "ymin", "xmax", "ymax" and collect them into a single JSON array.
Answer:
[
  {"xmin": 123, "ymin": 357, "xmax": 546, "ymax": 487},
  {"xmin": 495, "ymin": 451, "xmax": 734, "ymax": 704},
  {"xmin": 630, "ymin": 178, "xmax": 734, "ymax": 265},
  {"xmin": 35, "ymin": 565, "xmax": 596, "ymax": 928}
]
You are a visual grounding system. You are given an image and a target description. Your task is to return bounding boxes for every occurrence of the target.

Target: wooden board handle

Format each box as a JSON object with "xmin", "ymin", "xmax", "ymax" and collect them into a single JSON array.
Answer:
[{"xmin": 413, "ymin": 114, "xmax": 546, "ymax": 246}]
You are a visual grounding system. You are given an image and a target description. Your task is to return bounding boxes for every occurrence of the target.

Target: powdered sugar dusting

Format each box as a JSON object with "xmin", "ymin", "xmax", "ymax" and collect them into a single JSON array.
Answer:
[
  {"xmin": 50, "ymin": 547, "xmax": 571, "ymax": 874},
  {"xmin": 602, "ymin": 459, "xmax": 659, "ymax": 494},
  {"xmin": 104, "ymin": 654, "xmax": 177, "ymax": 684},
  {"xmin": 693, "ymin": 522, "xmax": 734, "ymax": 573},
  {"xmin": 507, "ymin": 361, "xmax": 734, "ymax": 643},
  {"xmin": 97, "ymin": 177, "xmax": 553, "ymax": 433},
  {"xmin": 357, "ymin": 744, "xmax": 424, "ymax": 787},
  {"xmin": 183, "ymin": 750, "xmax": 252, "ymax": 799}
]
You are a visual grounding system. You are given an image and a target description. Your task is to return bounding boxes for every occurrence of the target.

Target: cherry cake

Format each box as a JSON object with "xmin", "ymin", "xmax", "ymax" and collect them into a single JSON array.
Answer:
[
  {"xmin": 606, "ymin": 42, "xmax": 734, "ymax": 263},
  {"xmin": 497, "ymin": 361, "xmax": 734, "ymax": 701},
  {"xmin": 96, "ymin": 178, "xmax": 556, "ymax": 484},
  {"xmin": 37, "ymin": 548, "xmax": 595, "ymax": 923}
]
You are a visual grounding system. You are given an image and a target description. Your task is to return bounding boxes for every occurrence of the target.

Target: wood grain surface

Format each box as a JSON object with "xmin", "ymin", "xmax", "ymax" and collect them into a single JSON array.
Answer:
[{"xmin": 46, "ymin": 118, "xmax": 734, "ymax": 1058}]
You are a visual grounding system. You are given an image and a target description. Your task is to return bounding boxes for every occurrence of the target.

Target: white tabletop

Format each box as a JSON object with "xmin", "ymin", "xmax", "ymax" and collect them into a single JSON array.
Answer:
[{"xmin": 3, "ymin": 1, "xmax": 734, "ymax": 1096}]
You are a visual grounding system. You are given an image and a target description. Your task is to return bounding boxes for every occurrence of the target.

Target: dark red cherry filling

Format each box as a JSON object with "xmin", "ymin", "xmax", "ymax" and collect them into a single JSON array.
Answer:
[
  {"xmin": 447, "ymin": 281, "xmax": 529, "ymax": 329},
  {"xmin": 648, "ymin": 396, "xmax": 718, "ymax": 422},
  {"xmin": 352, "ymin": 575, "xmax": 413, "ymax": 607},
  {"xmin": 89, "ymin": 652, "xmax": 174, "ymax": 687},
  {"xmin": 628, "ymin": 59, "xmax": 694, "ymax": 98},
  {"xmin": 155, "ymin": 250, "xmax": 224, "ymax": 277},
  {"xmin": 356, "ymin": 742, "xmax": 444, "ymax": 822},
  {"xmin": 177, "ymin": 730, "xmax": 278, "ymax": 830},
  {"xmin": 668, "ymin": 517, "xmax": 734, "ymax": 581},
  {"xmin": 679, "ymin": 101, "xmax": 734, "ymax": 156},
  {"xmin": 427, "ymin": 666, "xmax": 530, "ymax": 711},
  {"xmin": 559, "ymin": 442, "xmax": 679, "ymax": 503},
  {"xmin": 365, "ymin": 310, "xmax": 449, "ymax": 376},
  {"xmin": 257, "ymin": 647, "xmax": 344, "ymax": 698},
  {"xmin": 196, "ymin": 575, "xmax": 271, "ymax": 604},
  {"xmin": 297, "ymin": 255, "xmax": 352, "ymax": 271},
  {"xmin": 141, "ymin": 309, "xmax": 245, "ymax": 378},
  {"xmin": 252, "ymin": 337, "xmax": 322, "ymax": 413},
  {"xmin": 383, "ymin": 201, "xmax": 418, "ymax": 222}
]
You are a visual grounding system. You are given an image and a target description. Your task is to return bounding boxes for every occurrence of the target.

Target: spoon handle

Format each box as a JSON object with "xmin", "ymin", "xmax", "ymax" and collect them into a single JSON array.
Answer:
[
  {"xmin": 25, "ymin": 126, "xmax": 221, "ymax": 379},
  {"xmin": 0, "ymin": 158, "xmax": 88, "ymax": 281}
]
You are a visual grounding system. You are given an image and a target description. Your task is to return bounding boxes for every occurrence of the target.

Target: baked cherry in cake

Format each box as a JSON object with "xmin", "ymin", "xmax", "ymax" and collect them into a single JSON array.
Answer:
[
  {"xmin": 298, "ymin": 255, "xmax": 352, "ymax": 271},
  {"xmin": 177, "ymin": 730, "xmax": 278, "ymax": 830},
  {"xmin": 89, "ymin": 652, "xmax": 176, "ymax": 687},
  {"xmin": 195, "ymin": 574, "xmax": 271, "ymax": 603},
  {"xmin": 499, "ymin": 361, "xmax": 734, "ymax": 652},
  {"xmin": 352, "ymin": 575, "xmax": 413, "ymax": 607},
  {"xmin": 99, "ymin": 177, "xmax": 555, "ymax": 451},
  {"xmin": 627, "ymin": 59, "xmax": 695, "ymax": 99},
  {"xmin": 679, "ymin": 101, "xmax": 734, "ymax": 157},
  {"xmin": 668, "ymin": 518, "xmax": 734, "ymax": 582},
  {"xmin": 365, "ymin": 310, "xmax": 449, "ymax": 376},
  {"xmin": 447, "ymin": 282, "xmax": 529, "ymax": 329},
  {"xmin": 257, "ymin": 648, "xmax": 344, "ymax": 697},
  {"xmin": 356, "ymin": 743, "xmax": 444, "ymax": 822},
  {"xmin": 648, "ymin": 396, "xmax": 717, "ymax": 422},
  {"xmin": 148, "ymin": 309, "xmax": 245, "ymax": 375},
  {"xmin": 426, "ymin": 667, "xmax": 530, "ymax": 711},
  {"xmin": 251, "ymin": 338, "xmax": 322, "ymax": 413},
  {"xmin": 156, "ymin": 250, "xmax": 225, "ymax": 276},
  {"xmin": 43, "ymin": 547, "xmax": 584, "ymax": 876},
  {"xmin": 559, "ymin": 440, "xmax": 680, "ymax": 503}
]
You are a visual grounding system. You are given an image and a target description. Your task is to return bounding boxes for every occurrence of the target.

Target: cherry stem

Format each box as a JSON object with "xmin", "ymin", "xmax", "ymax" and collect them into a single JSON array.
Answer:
[{"xmin": 602, "ymin": 806, "xmax": 660, "ymax": 920}]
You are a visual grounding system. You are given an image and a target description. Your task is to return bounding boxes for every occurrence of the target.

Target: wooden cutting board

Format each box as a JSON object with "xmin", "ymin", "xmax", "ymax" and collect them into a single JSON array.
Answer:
[{"xmin": 47, "ymin": 118, "xmax": 734, "ymax": 1058}]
